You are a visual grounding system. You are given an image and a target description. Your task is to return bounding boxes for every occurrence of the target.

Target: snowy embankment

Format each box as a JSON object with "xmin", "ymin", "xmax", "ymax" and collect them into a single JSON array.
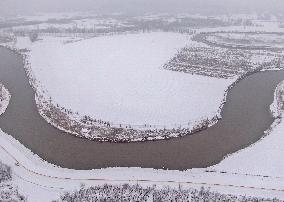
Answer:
[
  {"xmin": 271, "ymin": 80, "xmax": 284, "ymax": 118},
  {"xmin": 0, "ymin": 84, "xmax": 11, "ymax": 116},
  {"xmin": 14, "ymin": 32, "xmax": 233, "ymax": 142}
]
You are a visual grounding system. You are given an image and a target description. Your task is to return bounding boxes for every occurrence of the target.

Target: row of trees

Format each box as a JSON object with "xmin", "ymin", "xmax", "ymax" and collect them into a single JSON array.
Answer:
[
  {"xmin": 0, "ymin": 162, "xmax": 11, "ymax": 183},
  {"xmin": 164, "ymin": 45, "xmax": 253, "ymax": 79},
  {"xmin": 55, "ymin": 183, "xmax": 281, "ymax": 202},
  {"xmin": 7, "ymin": 14, "xmax": 251, "ymax": 40}
]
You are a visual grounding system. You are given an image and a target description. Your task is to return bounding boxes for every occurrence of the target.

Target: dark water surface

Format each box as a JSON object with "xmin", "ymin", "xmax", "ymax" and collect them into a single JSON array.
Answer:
[{"xmin": 0, "ymin": 47, "xmax": 283, "ymax": 170}]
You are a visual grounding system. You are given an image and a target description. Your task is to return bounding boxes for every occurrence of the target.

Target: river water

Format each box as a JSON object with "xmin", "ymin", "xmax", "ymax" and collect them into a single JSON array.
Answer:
[{"xmin": 0, "ymin": 47, "xmax": 283, "ymax": 170}]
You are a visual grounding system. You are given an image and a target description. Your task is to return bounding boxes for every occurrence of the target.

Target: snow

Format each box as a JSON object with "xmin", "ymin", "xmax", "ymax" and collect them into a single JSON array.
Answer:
[
  {"xmin": 0, "ymin": 84, "xmax": 11, "ymax": 116},
  {"xmin": 15, "ymin": 32, "xmax": 232, "ymax": 128},
  {"xmin": 271, "ymin": 81, "xmax": 284, "ymax": 118}
]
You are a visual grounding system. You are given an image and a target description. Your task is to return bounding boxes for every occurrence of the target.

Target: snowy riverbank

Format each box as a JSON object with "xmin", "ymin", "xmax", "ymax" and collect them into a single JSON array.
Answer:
[{"xmin": 0, "ymin": 83, "xmax": 10, "ymax": 116}]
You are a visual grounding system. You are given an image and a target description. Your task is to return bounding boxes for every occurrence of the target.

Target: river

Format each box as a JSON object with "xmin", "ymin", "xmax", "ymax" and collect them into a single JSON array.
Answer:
[{"xmin": 0, "ymin": 47, "xmax": 283, "ymax": 170}]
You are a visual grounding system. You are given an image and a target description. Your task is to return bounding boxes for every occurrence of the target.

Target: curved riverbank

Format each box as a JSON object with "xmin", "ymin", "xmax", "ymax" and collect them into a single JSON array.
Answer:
[
  {"xmin": 0, "ymin": 47, "xmax": 284, "ymax": 170},
  {"xmin": 270, "ymin": 80, "xmax": 284, "ymax": 118}
]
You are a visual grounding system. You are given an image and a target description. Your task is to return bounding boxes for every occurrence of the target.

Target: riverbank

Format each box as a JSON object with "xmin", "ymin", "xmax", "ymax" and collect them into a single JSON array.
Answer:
[{"xmin": 0, "ymin": 84, "xmax": 10, "ymax": 116}]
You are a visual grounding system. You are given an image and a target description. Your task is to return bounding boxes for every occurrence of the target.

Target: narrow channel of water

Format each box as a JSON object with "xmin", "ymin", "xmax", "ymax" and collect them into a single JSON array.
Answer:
[{"xmin": 0, "ymin": 47, "xmax": 283, "ymax": 170}]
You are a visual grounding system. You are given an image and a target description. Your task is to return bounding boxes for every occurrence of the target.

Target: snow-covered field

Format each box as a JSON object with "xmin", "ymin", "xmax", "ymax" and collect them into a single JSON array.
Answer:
[{"xmin": 15, "ymin": 32, "xmax": 232, "ymax": 129}]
